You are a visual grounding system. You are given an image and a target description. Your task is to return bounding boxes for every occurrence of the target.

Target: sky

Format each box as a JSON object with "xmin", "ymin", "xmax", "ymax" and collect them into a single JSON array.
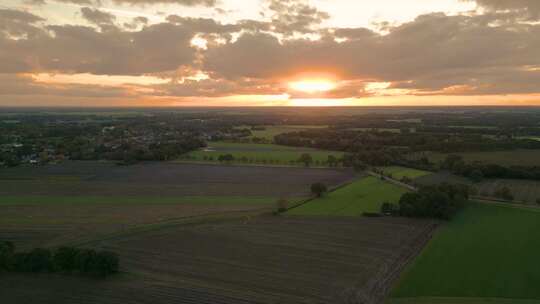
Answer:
[{"xmin": 1, "ymin": 0, "xmax": 540, "ymax": 107}]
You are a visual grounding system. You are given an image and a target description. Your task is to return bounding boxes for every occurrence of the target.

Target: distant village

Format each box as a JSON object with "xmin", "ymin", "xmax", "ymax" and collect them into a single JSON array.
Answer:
[{"xmin": 0, "ymin": 116, "xmax": 251, "ymax": 167}]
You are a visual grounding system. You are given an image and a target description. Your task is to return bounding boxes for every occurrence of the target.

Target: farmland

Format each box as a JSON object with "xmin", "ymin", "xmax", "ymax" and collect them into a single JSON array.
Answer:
[
  {"xmin": 184, "ymin": 142, "xmax": 343, "ymax": 166},
  {"xmin": 2, "ymin": 216, "xmax": 434, "ymax": 304},
  {"xmin": 0, "ymin": 161, "xmax": 353, "ymax": 197},
  {"xmin": 288, "ymin": 176, "xmax": 408, "ymax": 216},
  {"xmin": 0, "ymin": 161, "xmax": 355, "ymax": 248},
  {"xmin": 429, "ymin": 149, "xmax": 540, "ymax": 167},
  {"xmin": 390, "ymin": 203, "xmax": 540, "ymax": 303}
]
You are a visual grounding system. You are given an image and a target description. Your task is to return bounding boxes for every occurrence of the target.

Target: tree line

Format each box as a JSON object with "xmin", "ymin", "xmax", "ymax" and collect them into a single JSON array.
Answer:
[
  {"xmin": 441, "ymin": 155, "xmax": 540, "ymax": 181},
  {"xmin": 0, "ymin": 242, "xmax": 119, "ymax": 277}
]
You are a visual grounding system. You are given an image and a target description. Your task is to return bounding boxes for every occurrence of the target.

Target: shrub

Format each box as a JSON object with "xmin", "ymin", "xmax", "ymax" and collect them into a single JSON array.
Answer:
[
  {"xmin": 94, "ymin": 251, "xmax": 119, "ymax": 277},
  {"xmin": 276, "ymin": 198, "xmax": 289, "ymax": 213},
  {"xmin": 494, "ymin": 187, "xmax": 514, "ymax": 201},
  {"xmin": 13, "ymin": 252, "xmax": 29, "ymax": 272},
  {"xmin": 21, "ymin": 248, "xmax": 53, "ymax": 273},
  {"xmin": 381, "ymin": 202, "xmax": 398, "ymax": 215},
  {"xmin": 54, "ymin": 246, "xmax": 80, "ymax": 272},
  {"xmin": 311, "ymin": 183, "xmax": 328, "ymax": 197},
  {"xmin": 0, "ymin": 241, "xmax": 15, "ymax": 271},
  {"xmin": 362, "ymin": 212, "xmax": 383, "ymax": 217},
  {"xmin": 75, "ymin": 249, "xmax": 98, "ymax": 274},
  {"xmin": 218, "ymin": 154, "xmax": 234, "ymax": 163},
  {"xmin": 298, "ymin": 153, "xmax": 313, "ymax": 167},
  {"xmin": 469, "ymin": 169, "xmax": 484, "ymax": 183},
  {"xmin": 1, "ymin": 243, "xmax": 119, "ymax": 278}
]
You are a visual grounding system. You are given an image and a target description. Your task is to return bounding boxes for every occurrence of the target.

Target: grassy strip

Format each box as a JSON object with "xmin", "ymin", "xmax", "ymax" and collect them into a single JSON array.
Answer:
[
  {"xmin": 185, "ymin": 142, "xmax": 343, "ymax": 165},
  {"xmin": 0, "ymin": 195, "xmax": 276, "ymax": 206},
  {"xmin": 378, "ymin": 166, "xmax": 432, "ymax": 180},
  {"xmin": 288, "ymin": 176, "xmax": 408, "ymax": 216},
  {"xmin": 391, "ymin": 202, "xmax": 540, "ymax": 301}
]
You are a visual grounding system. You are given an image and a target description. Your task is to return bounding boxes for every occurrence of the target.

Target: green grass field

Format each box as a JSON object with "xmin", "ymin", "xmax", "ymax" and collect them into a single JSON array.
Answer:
[
  {"xmin": 429, "ymin": 150, "xmax": 540, "ymax": 167},
  {"xmin": 378, "ymin": 166, "xmax": 432, "ymax": 180},
  {"xmin": 288, "ymin": 176, "xmax": 408, "ymax": 216},
  {"xmin": 390, "ymin": 203, "xmax": 540, "ymax": 303},
  {"xmin": 184, "ymin": 142, "xmax": 343, "ymax": 166},
  {"xmin": 0, "ymin": 195, "xmax": 276, "ymax": 206}
]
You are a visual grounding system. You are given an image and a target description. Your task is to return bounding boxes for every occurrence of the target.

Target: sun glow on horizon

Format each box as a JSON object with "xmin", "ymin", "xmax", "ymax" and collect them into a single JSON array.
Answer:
[{"xmin": 289, "ymin": 79, "xmax": 337, "ymax": 93}]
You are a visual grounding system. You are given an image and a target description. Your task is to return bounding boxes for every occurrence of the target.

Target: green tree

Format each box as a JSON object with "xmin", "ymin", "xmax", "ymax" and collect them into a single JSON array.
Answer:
[
  {"xmin": 218, "ymin": 154, "xmax": 234, "ymax": 163},
  {"xmin": 0, "ymin": 241, "xmax": 15, "ymax": 271},
  {"xmin": 276, "ymin": 198, "xmax": 289, "ymax": 213},
  {"xmin": 327, "ymin": 155, "xmax": 338, "ymax": 167},
  {"xmin": 311, "ymin": 183, "xmax": 328, "ymax": 197},
  {"xmin": 54, "ymin": 247, "xmax": 80, "ymax": 272},
  {"xmin": 298, "ymin": 153, "xmax": 313, "ymax": 167},
  {"xmin": 469, "ymin": 169, "xmax": 484, "ymax": 183},
  {"xmin": 24, "ymin": 248, "xmax": 53, "ymax": 273},
  {"xmin": 494, "ymin": 187, "xmax": 514, "ymax": 201},
  {"xmin": 94, "ymin": 251, "xmax": 119, "ymax": 277}
]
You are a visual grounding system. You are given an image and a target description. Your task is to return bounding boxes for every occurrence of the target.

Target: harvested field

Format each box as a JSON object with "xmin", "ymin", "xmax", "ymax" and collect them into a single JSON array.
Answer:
[
  {"xmin": 0, "ymin": 161, "xmax": 354, "ymax": 197},
  {"xmin": 0, "ymin": 161, "xmax": 354, "ymax": 248},
  {"xmin": 390, "ymin": 203, "xmax": 540, "ymax": 303},
  {"xmin": 2, "ymin": 216, "xmax": 434, "ymax": 304},
  {"xmin": 0, "ymin": 202, "xmax": 268, "ymax": 249}
]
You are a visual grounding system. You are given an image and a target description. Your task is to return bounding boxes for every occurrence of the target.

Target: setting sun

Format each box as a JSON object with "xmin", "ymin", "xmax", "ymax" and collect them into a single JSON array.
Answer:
[{"xmin": 289, "ymin": 80, "xmax": 337, "ymax": 93}]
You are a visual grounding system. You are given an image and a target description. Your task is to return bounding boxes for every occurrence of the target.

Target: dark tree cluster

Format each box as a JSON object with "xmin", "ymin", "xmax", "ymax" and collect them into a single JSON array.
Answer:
[
  {"xmin": 0, "ymin": 242, "xmax": 119, "ymax": 277},
  {"xmin": 382, "ymin": 183, "xmax": 470, "ymax": 220},
  {"xmin": 311, "ymin": 183, "xmax": 328, "ymax": 197},
  {"xmin": 442, "ymin": 155, "xmax": 540, "ymax": 181}
]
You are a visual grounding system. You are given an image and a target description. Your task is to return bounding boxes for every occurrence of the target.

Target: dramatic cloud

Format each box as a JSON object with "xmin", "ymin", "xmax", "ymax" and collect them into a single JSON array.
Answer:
[
  {"xmin": 202, "ymin": 12, "xmax": 540, "ymax": 96},
  {"xmin": 0, "ymin": 8, "xmax": 44, "ymax": 38},
  {"xmin": 0, "ymin": 21, "xmax": 197, "ymax": 75},
  {"xmin": 0, "ymin": 74, "xmax": 131, "ymax": 97},
  {"xmin": 80, "ymin": 7, "xmax": 116, "ymax": 26},
  {"xmin": 266, "ymin": 0, "xmax": 330, "ymax": 34},
  {"xmin": 1, "ymin": 1, "xmax": 540, "ymax": 105},
  {"xmin": 110, "ymin": 0, "xmax": 216, "ymax": 6},
  {"xmin": 32, "ymin": 0, "xmax": 216, "ymax": 6},
  {"xmin": 472, "ymin": 0, "xmax": 540, "ymax": 19},
  {"xmin": 124, "ymin": 16, "xmax": 149, "ymax": 30}
]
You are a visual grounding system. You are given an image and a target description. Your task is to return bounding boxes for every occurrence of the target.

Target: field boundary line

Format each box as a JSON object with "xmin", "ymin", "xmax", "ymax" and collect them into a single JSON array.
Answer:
[
  {"xmin": 472, "ymin": 198, "xmax": 540, "ymax": 212},
  {"xmin": 359, "ymin": 221, "xmax": 439, "ymax": 304},
  {"xmin": 471, "ymin": 195, "xmax": 528, "ymax": 205}
]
